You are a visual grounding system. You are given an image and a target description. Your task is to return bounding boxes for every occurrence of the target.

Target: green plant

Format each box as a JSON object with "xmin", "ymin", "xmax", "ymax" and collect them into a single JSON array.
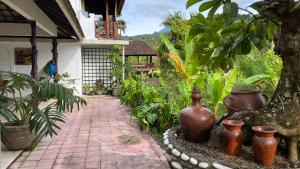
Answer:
[
  {"xmin": 107, "ymin": 45, "xmax": 123, "ymax": 85},
  {"xmin": 0, "ymin": 71, "xmax": 86, "ymax": 138},
  {"xmin": 83, "ymin": 83, "xmax": 93, "ymax": 95},
  {"xmin": 187, "ymin": 0, "xmax": 300, "ymax": 162}
]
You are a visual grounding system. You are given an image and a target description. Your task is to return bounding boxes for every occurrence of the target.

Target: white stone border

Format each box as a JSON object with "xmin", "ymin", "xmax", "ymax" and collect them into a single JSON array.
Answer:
[{"xmin": 162, "ymin": 129, "xmax": 233, "ymax": 169}]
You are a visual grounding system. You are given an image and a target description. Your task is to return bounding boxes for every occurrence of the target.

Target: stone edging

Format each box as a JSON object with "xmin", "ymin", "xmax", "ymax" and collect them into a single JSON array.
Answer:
[{"xmin": 162, "ymin": 128, "xmax": 233, "ymax": 169}]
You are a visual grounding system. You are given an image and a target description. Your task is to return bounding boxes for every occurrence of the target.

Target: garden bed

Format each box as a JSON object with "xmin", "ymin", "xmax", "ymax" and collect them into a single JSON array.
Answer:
[{"xmin": 162, "ymin": 127, "xmax": 293, "ymax": 169}]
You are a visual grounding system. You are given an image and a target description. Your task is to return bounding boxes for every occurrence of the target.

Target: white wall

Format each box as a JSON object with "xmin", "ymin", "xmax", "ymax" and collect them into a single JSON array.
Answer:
[{"xmin": 0, "ymin": 41, "xmax": 83, "ymax": 95}]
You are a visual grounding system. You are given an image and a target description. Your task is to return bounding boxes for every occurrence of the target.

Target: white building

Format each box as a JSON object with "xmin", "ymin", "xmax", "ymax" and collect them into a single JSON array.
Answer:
[{"xmin": 0, "ymin": 0, "xmax": 128, "ymax": 95}]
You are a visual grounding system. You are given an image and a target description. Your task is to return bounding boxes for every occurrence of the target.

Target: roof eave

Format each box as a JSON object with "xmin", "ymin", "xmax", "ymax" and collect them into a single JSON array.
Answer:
[{"xmin": 56, "ymin": 0, "xmax": 84, "ymax": 39}]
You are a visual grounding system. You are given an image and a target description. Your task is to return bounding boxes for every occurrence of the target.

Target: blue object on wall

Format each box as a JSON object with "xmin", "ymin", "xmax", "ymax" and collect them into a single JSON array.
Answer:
[{"xmin": 48, "ymin": 62, "xmax": 56, "ymax": 77}]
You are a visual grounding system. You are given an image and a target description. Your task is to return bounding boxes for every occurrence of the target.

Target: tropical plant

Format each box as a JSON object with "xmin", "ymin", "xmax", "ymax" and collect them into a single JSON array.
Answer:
[
  {"xmin": 0, "ymin": 71, "xmax": 86, "ymax": 138},
  {"xmin": 187, "ymin": 0, "xmax": 300, "ymax": 162},
  {"xmin": 107, "ymin": 45, "xmax": 123, "ymax": 85}
]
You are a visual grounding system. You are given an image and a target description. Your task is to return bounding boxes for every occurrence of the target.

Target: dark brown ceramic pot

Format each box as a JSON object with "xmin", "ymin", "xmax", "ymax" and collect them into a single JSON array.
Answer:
[
  {"xmin": 179, "ymin": 87, "xmax": 215, "ymax": 143},
  {"xmin": 224, "ymin": 89, "xmax": 268, "ymax": 114},
  {"xmin": 252, "ymin": 126, "xmax": 277, "ymax": 167},
  {"xmin": 221, "ymin": 120, "xmax": 244, "ymax": 156},
  {"xmin": 0, "ymin": 80, "xmax": 8, "ymax": 87}
]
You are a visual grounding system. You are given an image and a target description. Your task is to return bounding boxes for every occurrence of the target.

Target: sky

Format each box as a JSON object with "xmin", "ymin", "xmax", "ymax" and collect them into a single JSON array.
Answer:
[{"xmin": 120, "ymin": 0, "xmax": 258, "ymax": 36}]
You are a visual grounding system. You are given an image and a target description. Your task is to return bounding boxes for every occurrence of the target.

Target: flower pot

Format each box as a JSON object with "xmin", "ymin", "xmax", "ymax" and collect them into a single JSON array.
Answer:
[
  {"xmin": 112, "ymin": 86, "xmax": 122, "ymax": 96},
  {"xmin": 221, "ymin": 120, "xmax": 244, "ymax": 156},
  {"xmin": 179, "ymin": 87, "xmax": 215, "ymax": 143},
  {"xmin": 1, "ymin": 124, "xmax": 34, "ymax": 150},
  {"xmin": 0, "ymin": 80, "xmax": 8, "ymax": 87},
  {"xmin": 252, "ymin": 126, "xmax": 277, "ymax": 167},
  {"xmin": 223, "ymin": 89, "xmax": 268, "ymax": 114}
]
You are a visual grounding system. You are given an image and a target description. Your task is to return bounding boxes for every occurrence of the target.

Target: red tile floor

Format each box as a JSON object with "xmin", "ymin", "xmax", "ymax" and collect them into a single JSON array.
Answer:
[{"xmin": 8, "ymin": 96, "xmax": 169, "ymax": 169}]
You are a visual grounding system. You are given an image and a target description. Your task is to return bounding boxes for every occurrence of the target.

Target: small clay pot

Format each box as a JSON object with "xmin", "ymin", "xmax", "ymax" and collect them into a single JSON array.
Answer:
[
  {"xmin": 0, "ymin": 80, "xmax": 8, "ymax": 87},
  {"xmin": 224, "ymin": 89, "xmax": 268, "ymax": 114},
  {"xmin": 179, "ymin": 87, "xmax": 215, "ymax": 143},
  {"xmin": 252, "ymin": 126, "xmax": 277, "ymax": 167},
  {"xmin": 221, "ymin": 120, "xmax": 244, "ymax": 156}
]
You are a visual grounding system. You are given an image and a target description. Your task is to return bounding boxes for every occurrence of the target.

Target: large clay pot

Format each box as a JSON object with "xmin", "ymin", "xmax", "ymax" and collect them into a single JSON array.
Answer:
[
  {"xmin": 224, "ymin": 89, "xmax": 268, "ymax": 114},
  {"xmin": 221, "ymin": 120, "xmax": 244, "ymax": 156},
  {"xmin": 179, "ymin": 87, "xmax": 215, "ymax": 143},
  {"xmin": 0, "ymin": 80, "xmax": 8, "ymax": 87},
  {"xmin": 1, "ymin": 124, "xmax": 34, "ymax": 150},
  {"xmin": 252, "ymin": 126, "xmax": 277, "ymax": 167}
]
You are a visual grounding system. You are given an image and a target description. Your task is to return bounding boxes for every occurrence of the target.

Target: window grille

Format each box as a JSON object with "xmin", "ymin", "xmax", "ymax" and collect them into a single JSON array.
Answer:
[{"xmin": 82, "ymin": 48, "xmax": 113, "ymax": 88}]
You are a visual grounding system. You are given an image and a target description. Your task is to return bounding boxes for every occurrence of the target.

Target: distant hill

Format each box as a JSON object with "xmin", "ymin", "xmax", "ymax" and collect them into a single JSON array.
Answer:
[
  {"xmin": 123, "ymin": 32, "xmax": 161, "ymax": 48},
  {"xmin": 123, "ymin": 27, "xmax": 170, "ymax": 48}
]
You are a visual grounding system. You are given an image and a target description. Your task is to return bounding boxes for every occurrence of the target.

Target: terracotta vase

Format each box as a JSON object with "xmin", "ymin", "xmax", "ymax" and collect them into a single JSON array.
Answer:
[
  {"xmin": 179, "ymin": 87, "xmax": 215, "ymax": 143},
  {"xmin": 0, "ymin": 80, "xmax": 8, "ymax": 87},
  {"xmin": 223, "ymin": 89, "xmax": 268, "ymax": 114},
  {"xmin": 221, "ymin": 120, "xmax": 244, "ymax": 156},
  {"xmin": 252, "ymin": 126, "xmax": 277, "ymax": 167}
]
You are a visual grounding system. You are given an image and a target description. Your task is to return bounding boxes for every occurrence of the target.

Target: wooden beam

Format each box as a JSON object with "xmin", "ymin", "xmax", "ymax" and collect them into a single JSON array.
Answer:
[
  {"xmin": 2, "ymin": 0, "xmax": 57, "ymax": 36},
  {"xmin": 105, "ymin": 0, "xmax": 110, "ymax": 38},
  {"xmin": 30, "ymin": 21, "xmax": 38, "ymax": 79},
  {"xmin": 52, "ymin": 37, "xmax": 58, "ymax": 82}
]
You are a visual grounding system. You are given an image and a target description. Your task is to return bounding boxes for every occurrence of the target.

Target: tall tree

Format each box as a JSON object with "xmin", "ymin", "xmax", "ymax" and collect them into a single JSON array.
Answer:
[{"xmin": 187, "ymin": 0, "xmax": 300, "ymax": 163}]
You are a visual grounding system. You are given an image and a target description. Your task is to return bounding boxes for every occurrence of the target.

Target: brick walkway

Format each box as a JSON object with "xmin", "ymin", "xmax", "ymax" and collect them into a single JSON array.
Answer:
[{"xmin": 8, "ymin": 96, "xmax": 169, "ymax": 169}]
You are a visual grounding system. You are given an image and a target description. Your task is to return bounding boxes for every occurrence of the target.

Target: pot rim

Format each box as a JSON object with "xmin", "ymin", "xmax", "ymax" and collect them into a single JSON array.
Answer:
[
  {"xmin": 252, "ymin": 126, "xmax": 277, "ymax": 134},
  {"xmin": 2, "ymin": 123, "xmax": 30, "ymax": 129},
  {"xmin": 223, "ymin": 93, "xmax": 268, "ymax": 112},
  {"xmin": 231, "ymin": 89, "xmax": 261, "ymax": 95},
  {"xmin": 222, "ymin": 120, "xmax": 244, "ymax": 127}
]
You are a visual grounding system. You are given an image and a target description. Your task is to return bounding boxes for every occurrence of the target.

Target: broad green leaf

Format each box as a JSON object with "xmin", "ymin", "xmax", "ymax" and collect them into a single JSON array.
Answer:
[
  {"xmin": 223, "ymin": 2, "xmax": 239, "ymax": 25},
  {"xmin": 223, "ymin": 2, "xmax": 238, "ymax": 18},
  {"xmin": 199, "ymin": 1, "xmax": 214, "ymax": 12},
  {"xmin": 221, "ymin": 68, "xmax": 238, "ymax": 99},
  {"xmin": 249, "ymin": 2, "xmax": 264, "ymax": 11},
  {"xmin": 244, "ymin": 74, "xmax": 271, "ymax": 85},
  {"xmin": 187, "ymin": 24, "xmax": 206, "ymax": 42},
  {"xmin": 186, "ymin": 0, "xmax": 204, "ymax": 8}
]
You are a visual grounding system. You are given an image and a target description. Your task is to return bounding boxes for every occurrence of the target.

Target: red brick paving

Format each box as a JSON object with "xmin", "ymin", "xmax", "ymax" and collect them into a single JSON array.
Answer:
[{"xmin": 8, "ymin": 96, "xmax": 169, "ymax": 169}]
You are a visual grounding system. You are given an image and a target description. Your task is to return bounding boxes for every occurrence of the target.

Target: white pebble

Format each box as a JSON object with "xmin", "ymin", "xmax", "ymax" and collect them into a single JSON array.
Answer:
[
  {"xmin": 190, "ymin": 157, "xmax": 198, "ymax": 165},
  {"xmin": 199, "ymin": 162, "xmax": 209, "ymax": 168},
  {"xmin": 164, "ymin": 140, "xmax": 169, "ymax": 145},
  {"xmin": 213, "ymin": 162, "xmax": 232, "ymax": 169},
  {"xmin": 163, "ymin": 135, "xmax": 168, "ymax": 140},
  {"xmin": 168, "ymin": 144, "xmax": 173, "ymax": 150},
  {"xmin": 180, "ymin": 153, "xmax": 189, "ymax": 161},
  {"xmin": 171, "ymin": 161, "xmax": 183, "ymax": 169},
  {"xmin": 172, "ymin": 149, "xmax": 181, "ymax": 157}
]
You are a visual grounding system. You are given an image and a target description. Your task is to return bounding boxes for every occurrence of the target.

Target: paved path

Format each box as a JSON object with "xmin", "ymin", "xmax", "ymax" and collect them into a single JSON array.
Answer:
[{"xmin": 8, "ymin": 96, "xmax": 169, "ymax": 169}]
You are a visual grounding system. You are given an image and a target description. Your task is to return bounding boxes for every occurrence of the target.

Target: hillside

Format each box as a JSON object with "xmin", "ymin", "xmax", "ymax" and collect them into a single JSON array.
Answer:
[{"xmin": 123, "ymin": 32, "xmax": 161, "ymax": 48}]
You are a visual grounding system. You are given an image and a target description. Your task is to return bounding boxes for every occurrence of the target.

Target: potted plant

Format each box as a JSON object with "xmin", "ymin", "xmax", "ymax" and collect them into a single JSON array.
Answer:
[
  {"xmin": 94, "ymin": 80, "xmax": 105, "ymax": 95},
  {"xmin": 83, "ymin": 83, "xmax": 95, "ymax": 96},
  {"xmin": 0, "ymin": 71, "xmax": 86, "ymax": 150},
  {"xmin": 107, "ymin": 45, "xmax": 123, "ymax": 97}
]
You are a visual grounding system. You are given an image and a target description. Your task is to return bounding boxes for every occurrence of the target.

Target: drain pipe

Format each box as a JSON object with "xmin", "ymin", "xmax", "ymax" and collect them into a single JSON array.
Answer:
[{"xmin": 122, "ymin": 45, "xmax": 125, "ymax": 80}]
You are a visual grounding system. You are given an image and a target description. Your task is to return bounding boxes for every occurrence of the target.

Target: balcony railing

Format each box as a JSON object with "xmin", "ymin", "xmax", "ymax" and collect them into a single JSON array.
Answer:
[
  {"xmin": 95, "ymin": 21, "xmax": 121, "ymax": 40},
  {"xmin": 132, "ymin": 63, "xmax": 156, "ymax": 72}
]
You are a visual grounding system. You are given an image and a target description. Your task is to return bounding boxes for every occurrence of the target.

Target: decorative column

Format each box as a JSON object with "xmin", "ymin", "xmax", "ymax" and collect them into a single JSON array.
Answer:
[
  {"xmin": 30, "ymin": 21, "xmax": 39, "ymax": 115},
  {"xmin": 30, "ymin": 21, "xmax": 38, "ymax": 79},
  {"xmin": 52, "ymin": 37, "xmax": 58, "ymax": 82},
  {"xmin": 105, "ymin": 0, "xmax": 110, "ymax": 38},
  {"xmin": 113, "ymin": 1, "xmax": 118, "ymax": 38}
]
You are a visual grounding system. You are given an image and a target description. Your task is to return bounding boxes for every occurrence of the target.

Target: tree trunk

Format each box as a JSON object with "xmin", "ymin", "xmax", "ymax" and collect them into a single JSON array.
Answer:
[
  {"xmin": 268, "ymin": 10, "xmax": 300, "ymax": 163},
  {"xmin": 289, "ymin": 137, "xmax": 299, "ymax": 164}
]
